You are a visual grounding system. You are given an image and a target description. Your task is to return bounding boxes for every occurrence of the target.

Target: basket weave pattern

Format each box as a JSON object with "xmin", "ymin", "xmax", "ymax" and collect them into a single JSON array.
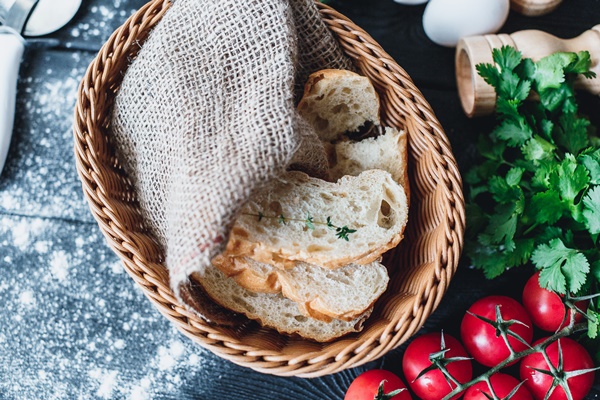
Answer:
[{"xmin": 73, "ymin": 0, "xmax": 465, "ymax": 377}]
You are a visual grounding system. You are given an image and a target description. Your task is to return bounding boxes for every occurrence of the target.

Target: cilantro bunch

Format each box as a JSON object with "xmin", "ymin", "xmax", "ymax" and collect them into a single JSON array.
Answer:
[{"xmin": 465, "ymin": 46, "xmax": 600, "ymax": 302}]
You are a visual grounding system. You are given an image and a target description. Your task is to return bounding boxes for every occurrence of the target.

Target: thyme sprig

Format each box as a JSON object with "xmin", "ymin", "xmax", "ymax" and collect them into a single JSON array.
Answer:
[{"xmin": 244, "ymin": 212, "xmax": 357, "ymax": 241}]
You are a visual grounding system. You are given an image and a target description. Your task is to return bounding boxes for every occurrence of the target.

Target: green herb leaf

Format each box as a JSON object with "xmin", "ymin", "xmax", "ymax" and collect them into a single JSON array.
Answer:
[
  {"xmin": 305, "ymin": 213, "xmax": 315, "ymax": 230},
  {"xmin": 326, "ymin": 216, "xmax": 334, "ymax": 230},
  {"xmin": 492, "ymin": 120, "xmax": 532, "ymax": 147},
  {"xmin": 587, "ymin": 309, "xmax": 600, "ymax": 339},
  {"xmin": 476, "ymin": 63, "xmax": 501, "ymax": 89},
  {"xmin": 335, "ymin": 226, "xmax": 357, "ymax": 241},
  {"xmin": 506, "ymin": 167, "xmax": 525, "ymax": 186},
  {"xmin": 565, "ymin": 51, "xmax": 596, "ymax": 78},
  {"xmin": 278, "ymin": 214, "xmax": 286, "ymax": 225},
  {"xmin": 493, "ymin": 45, "xmax": 523, "ymax": 72},
  {"xmin": 533, "ymin": 52, "xmax": 576, "ymax": 91},
  {"xmin": 483, "ymin": 203, "xmax": 519, "ymax": 251},
  {"xmin": 580, "ymin": 149, "xmax": 600, "ymax": 185},
  {"xmin": 555, "ymin": 112, "xmax": 590, "ymax": 156},
  {"xmin": 529, "ymin": 190, "xmax": 565, "ymax": 225},
  {"xmin": 532, "ymin": 239, "xmax": 590, "ymax": 294},
  {"xmin": 505, "ymin": 238, "xmax": 536, "ymax": 268},
  {"xmin": 549, "ymin": 154, "xmax": 590, "ymax": 203},
  {"xmin": 522, "ymin": 135, "xmax": 556, "ymax": 163},
  {"xmin": 583, "ymin": 186, "xmax": 600, "ymax": 235}
]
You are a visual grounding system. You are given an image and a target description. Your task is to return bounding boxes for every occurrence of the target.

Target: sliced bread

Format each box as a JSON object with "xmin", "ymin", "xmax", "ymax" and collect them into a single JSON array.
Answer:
[
  {"xmin": 211, "ymin": 255, "xmax": 389, "ymax": 322},
  {"xmin": 298, "ymin": 69, "xmax": 380, "ymax": 142},
  {"xmin": 329, "ymin": 126, "xmax": 409, "ymax": 191},
  {"xmin": 191, "ymin": 267, "xmax": 371, "ymax": 342},
  {"xmin": 222, "ymin": 169, "xmax": 409, "ymax": 269}
]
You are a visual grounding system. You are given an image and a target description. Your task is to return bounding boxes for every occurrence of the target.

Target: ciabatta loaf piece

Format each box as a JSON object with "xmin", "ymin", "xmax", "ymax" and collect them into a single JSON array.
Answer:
[
  {"xmin": 298, "ymin": 69, "xmax": 380, "ymax": 142},
  {"xmin": 329, "ymin": 127, "xmax": 409, "ymax": 190},
  {"xmin": 211, "ymin": 255, "xmax": 389, "ymax": 322},
  {"xmin": 222, "ymin": 169, "xmax": 408, "ymax": 269},
  {"xmin": 191, "ymin": 267, "xmax": 371, "ymax": 342}
]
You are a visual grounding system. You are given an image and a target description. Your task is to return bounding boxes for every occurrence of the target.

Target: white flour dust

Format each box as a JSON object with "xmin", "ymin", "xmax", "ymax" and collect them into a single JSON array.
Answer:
[{"xmin": 0, "ymin": 214, "xmax": 220, "ymax": 399}]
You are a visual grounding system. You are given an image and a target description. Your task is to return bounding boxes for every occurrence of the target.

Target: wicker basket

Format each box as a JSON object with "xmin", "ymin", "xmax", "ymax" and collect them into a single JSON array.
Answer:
[{"xmin": 73, "ymin": 0, "xmax": 464, "ymax": 377}]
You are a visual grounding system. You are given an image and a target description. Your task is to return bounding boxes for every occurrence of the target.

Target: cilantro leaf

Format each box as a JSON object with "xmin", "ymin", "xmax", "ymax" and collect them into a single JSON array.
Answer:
[
  {"xmin": 498, "ymin": 69, "xmax": 531, "ymax": 102},
  {"xmin": 538, "ymin": 85, "xmax": 577, "ymax": 113},
  {"xmin": 515, "ymin": 58, "xmax": 536, "ymax": 81},
  {"xmin": 549, "ymin": 154, "xmax": 590, "ymax": 202},
  {"xmin": 533, "ymin": 52, "xmax": 577, "ymax": 91},
  {"xmin": 583, "ymin": 185, "xmax": 600, "ymax": 235},
  {"xmin": 537, "ymin": 226, "xmax": 564, "ymax": 244},
  {"xmin": 492, "ymin": 120, "xmax": 532, "ymax": 147},
  {"xmin": 496, "ymin": 97, "xmax": 522, "ymax": 121},
  {"xmin": 522, "ymin": 135, "xmax": 556, "ymax": 163},
  {"xmin": 493, "ymin": 46, "xmax": 523, "ymax": 72},
  {"xmin": 504, "ymin": 238, "xmax": 535, "ymax": 268},
  {"xmin": 476, "ymin": 63, "xmax": 501, "ymax": 89},
  {"xmin": 565, "ymin": 51, "xmax": 596, "ymax": 78},
  {"xmin": 483, "ymin": 203, "xmax": 519, "ymax": 250},
  {"xmin": 488, "ymin": 175, "xmax": 524, "ymax": 204},
  {"xmin": 477, "ymin": 134, "xmax": 505, "ymax": 162},
  {"xmin": 532, "ymin": 238, "xmax": 590, "ymax": 294},
  {"xmin": 529, "ymin": 190, "xmax": 565, "ymax": 225},
  {"xmin": 555, "ymin": 112, "xmax": 590, "ymax": 155},
  {"xmin": 506, "ymin": 167, "xmax": 525, "ymax": 186},
  {"xmin": 580, "ymin": 149, "xmax": 600, "ymax": 185},
  {"xmin": 587, "ymin": 309, "xmax": 600, "ymax": 339},
  {"xmin": 467, "ymin": 244, "xmax": 507, "ymax": 279}
]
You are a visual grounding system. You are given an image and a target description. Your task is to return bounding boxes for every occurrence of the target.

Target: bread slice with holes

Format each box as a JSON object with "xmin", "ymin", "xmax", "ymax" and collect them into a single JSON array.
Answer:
[
  {"xmin": 211, "ymin": 255, "xmax": 389, "ymax": 322},
  {"xmin": 191, "ymin": 267, "xmax": 371, "ymax": 342},
  {"xmin": 329, "ymin": 126, "xmax": 409, "ymax": 192},
  {"xmin": 222, "ymin": 169, "xmax": 408, "ymax": 270},
  {"xmin": 298, "ymin": 69, "xmax": 380, "ymax": 142}
]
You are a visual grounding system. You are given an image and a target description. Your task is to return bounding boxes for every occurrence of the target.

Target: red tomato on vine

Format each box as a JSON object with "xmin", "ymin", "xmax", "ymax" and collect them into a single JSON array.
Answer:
[
  {"xmin": 461, "ymin": 295, "xmax": 533, "ymax": 367},
  {"xmin": 345, "ymin": 369, "xmax": 411, "ymax": 400},
  {"xmin": 522, "ymin": 272, "xmax": 587, "ymax": 332},
  {"xmin": 520, "ymin": 337, "xmax": 595, "ymax": 400},
  {"xmin": 402, "ymin": 332, "xmax": 472, "ymax": 400}
]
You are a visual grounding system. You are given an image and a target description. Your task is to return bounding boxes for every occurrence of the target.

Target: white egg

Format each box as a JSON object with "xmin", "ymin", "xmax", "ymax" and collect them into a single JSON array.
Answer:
[
  {"xmin": 422, "ymin": 0, "xmax": 510, "ymax": 47},
  {"xmin": 393, "ymin": 0, "xmax": 429, "ymax": 4}
]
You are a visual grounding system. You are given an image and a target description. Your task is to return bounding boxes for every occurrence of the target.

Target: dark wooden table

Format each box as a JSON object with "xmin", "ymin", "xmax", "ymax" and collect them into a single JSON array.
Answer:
[{"xmin": 1, "ymin": 0, "xmax": 599, "ymax": 398}]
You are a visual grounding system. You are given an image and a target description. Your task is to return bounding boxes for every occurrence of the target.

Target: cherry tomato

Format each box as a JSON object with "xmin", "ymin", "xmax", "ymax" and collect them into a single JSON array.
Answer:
[
  {"xmin": 522, "ymin": 272, "xmax": 587, "ymax": 332},
  {"xmin": 464, "ymin": 373, "xmax": 532, "ymax": 400},
  {"xmin": 345, "ymin": 369, "xmax": 411, "ymax": 400},
  {"xmin": 402, "ymin": 332, "xmax": 472, "ymax": 400},
  {"xmin": 520, "ymin": 337, "xmax": 595, "ymax": 400},
  {"xmin": 461, "ymin": 295, "xmax": 533, "ymax": 367}
]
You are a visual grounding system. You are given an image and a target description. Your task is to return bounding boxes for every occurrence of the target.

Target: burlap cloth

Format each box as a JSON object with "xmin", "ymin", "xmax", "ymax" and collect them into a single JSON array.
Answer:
[{"xmin": 110, "ymin": 0, "xmax": 354, "ymax": 321}]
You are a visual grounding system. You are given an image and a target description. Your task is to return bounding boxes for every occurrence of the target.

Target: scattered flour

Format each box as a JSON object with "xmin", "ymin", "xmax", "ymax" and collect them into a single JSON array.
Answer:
[
  {"xmin": 0, "ymin": 213, "xmax": 221, "ymax": 399},
  {"xmin": 50, "ymin": 251, "xmax": 71, "ymax": 282},
  {"xmin": 19, "ymin": 290, "xmax": 36, "ymax": 307},
  {"xmin": 0, "ymin": 2, "xmax": 231, "ymax": 399},
  {"xmin": 89, "ymin": 369, "xmax": 119, "ymax": 399}
]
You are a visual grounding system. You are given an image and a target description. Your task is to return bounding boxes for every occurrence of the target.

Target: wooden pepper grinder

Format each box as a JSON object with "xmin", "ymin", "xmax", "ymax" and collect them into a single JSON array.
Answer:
[
  {"xmin": 510, "ymin": 0, "xmax": 563, "ymax": 16},
  {"xmin": 456, "ymin": 25, "xmax": 600, "ymax": 117}
]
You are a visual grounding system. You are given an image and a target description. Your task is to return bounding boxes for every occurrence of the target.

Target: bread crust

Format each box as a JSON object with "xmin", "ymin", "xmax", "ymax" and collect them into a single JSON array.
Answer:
[
  {"xmin": 298, "ymin": 69, "xmax": 381, "ymax": 142},
  {"xmin": 211, "ymin": 255, "xmax": 389, "ymax": 322},
  {"xmin": 190, "ymin": 268, "xmax": 371, "ymax": 342}
]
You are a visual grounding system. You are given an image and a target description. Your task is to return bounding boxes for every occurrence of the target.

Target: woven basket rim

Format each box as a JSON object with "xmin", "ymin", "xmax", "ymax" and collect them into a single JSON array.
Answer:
[{"xmin": 73, "ymin": 0, "xmax": 465, "ymax": 377}]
